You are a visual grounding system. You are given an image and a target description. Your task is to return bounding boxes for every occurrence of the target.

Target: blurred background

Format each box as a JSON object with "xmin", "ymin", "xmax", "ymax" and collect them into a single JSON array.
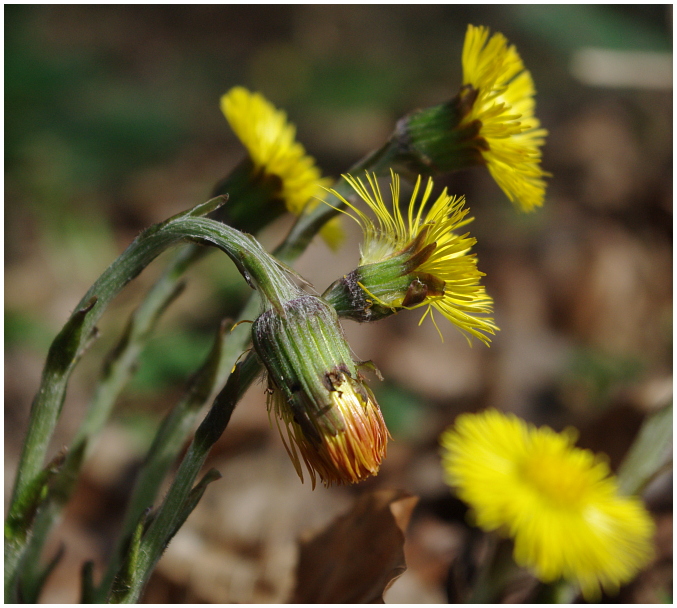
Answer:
[{"xmin": 5, "ymin": 5, "xmax": 672, "ymax": 603}]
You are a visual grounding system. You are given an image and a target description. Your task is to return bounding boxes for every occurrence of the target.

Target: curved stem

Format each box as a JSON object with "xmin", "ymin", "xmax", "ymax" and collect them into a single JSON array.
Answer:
[
  {"xmin": 16, "ymin": 245, "xmax": 203, "ymax": 601},
  {"xmin": 94, "ymin": 296, "xmax": 261, "ymax": 601},
  {"xmin": 4, "ymin": 200, "xmax": 297, "ymax": 601},
  {"xmin": 110, "ymin": 353, "xmax": 262, "ymax": 603}
]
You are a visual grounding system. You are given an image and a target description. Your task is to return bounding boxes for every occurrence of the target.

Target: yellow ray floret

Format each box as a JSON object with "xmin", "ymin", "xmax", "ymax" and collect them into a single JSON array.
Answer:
[
  {"xmin": 328, "ymin": 171, "xmax": 497, "ymax": 345},
  {"xmin": 440, "ymin": 410, "xmax": 655, "ymax": 600},
  {"xmin": 462, "ymin": 25, "xmax": 549, "ymax": 212},
  {"xmin": 220, "ymin": 86, "xmax": 341, "ymax": 247}
]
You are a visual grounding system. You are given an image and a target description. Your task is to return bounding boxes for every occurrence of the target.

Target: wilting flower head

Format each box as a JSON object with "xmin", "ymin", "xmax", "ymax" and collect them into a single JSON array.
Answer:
[
  {"xmin": 440, "ymin": 409, "xmax": 655, "ymax": 600},
  {"xmin": 252, "ymin": 295, "xmax": 388, "ymax": 487},
  {"xmin": 460, "ymin": 25, "xmax": 549, "ymax": 211},
  {"xmin": 322, "ymin": 171, "xmax": 496, "ymax": 345},
  {"xmin": 221, "ymin": 86, "xmax": 342, "ymax": 247}
]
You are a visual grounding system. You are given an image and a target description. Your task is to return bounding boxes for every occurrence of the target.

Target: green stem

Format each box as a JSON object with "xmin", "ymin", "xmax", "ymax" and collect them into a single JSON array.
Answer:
[
  {"xmin": 5, "ymin": 200, "xmax": 297, "ymax": 601},
  {"xmin": 111, "ymin": 353, "xmax": 262, "ymax": 603},
  {"xmin": 6, "ymin": 222, "xmax": 194, "ymax": 601},
  {"xmin": 8, "ymin": 201, "xmax": 212, "ymax": 513},
  {"xmin": 465, "ymin": 538, "xmax": 517, "ymax": 603},
  {"xmin": 17, "ymin": 441, "xmax": 87, "ymax": 603},
  {"xmin": 74, "ymin": 245, "xmax": 204, "ymax": 448},
  {"xmin": 532, "ymin": 580, "xmax": 579, "ymax": 603},
  {"xmin": 95, "ymin": 296, "xmax": 260, "ymax": 602},
  {"xmin": 14, "ymin": 246, "xmax": 204, "ymax": 602}
]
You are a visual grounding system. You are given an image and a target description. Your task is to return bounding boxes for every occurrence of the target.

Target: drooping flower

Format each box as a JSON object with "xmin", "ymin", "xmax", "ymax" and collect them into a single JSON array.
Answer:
[
  {"xmin": 266, "ymin": 370, "xmax": 387, "ymax": 488},
  {"xmin": 460, "ymin": 25, "xmax": 549, "ymax": 211},
  {"xmin": 220, "ymin": 86, "xmax": 342, "ymax": 247},
  {"xmin": 440, "ymin": 409, "xmax": 655, "ymax": 600},
  {"xmin": 252, "ymin": 294, "xmax": 388, "ymax": 487},
  {"xmin": 322, "ymin": 171, "xmax": 497, "ymax": 345}
]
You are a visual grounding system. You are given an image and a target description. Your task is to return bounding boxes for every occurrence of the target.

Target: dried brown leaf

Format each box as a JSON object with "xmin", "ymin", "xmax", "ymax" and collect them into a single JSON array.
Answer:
[{"xmin": 291, "ymin": 489, "xmax": 419, "ymax": 603}]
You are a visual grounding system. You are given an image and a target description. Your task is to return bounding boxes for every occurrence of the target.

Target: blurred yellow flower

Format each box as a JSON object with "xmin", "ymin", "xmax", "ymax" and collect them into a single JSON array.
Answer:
[
  {"xmin": 461, "ymin": 25, "xmax": 549, "ymax": 211},
  {"xmin": 327, "ymin": 171, "xmax": 496, "ymax": 345},
  {"xmin": 220, "ymin": 86, "xmax": 342, "ymax": 248},
  {"xmin": 440, "ymin": 409, "xmax": 655, "ymax": 600}
]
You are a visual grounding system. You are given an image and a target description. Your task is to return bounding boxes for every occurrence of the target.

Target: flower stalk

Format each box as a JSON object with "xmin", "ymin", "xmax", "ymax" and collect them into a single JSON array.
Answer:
[
  {"xmin": 93, "ymin": 296, "xmax": 262, "ymax": 602},
  {"xmin": 4, "ymin": 198, "xmax": 300, "ymax": 601},
  {"xmin": 108, "ymin": 352, "xmax": 261, "ymax": 603}
]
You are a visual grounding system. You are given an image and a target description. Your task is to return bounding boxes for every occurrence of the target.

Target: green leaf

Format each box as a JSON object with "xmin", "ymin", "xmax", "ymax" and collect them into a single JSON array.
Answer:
[{"xmin": 617, "ymin": 402, "xmax": 673, "ymax": 496}]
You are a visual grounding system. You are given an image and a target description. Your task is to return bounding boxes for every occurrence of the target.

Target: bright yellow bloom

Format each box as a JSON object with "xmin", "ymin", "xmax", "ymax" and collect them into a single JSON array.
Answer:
[
  {"xmin": 327, "ymin": 171, "xmax": 497, "ymax": 345},
  {"xmin": 461, "ymin": 25, "xmax": 549, "ymax": 212},
  {"xmin": 267, "ymin": 374, "xmax": 388, "ymax": 488},
  {"xmin": 220, "ymin": 86, "xmax": 342, "ymax": 248},
  {"xmin": 440, "ymin": 410, "xmax": 655, "ymax": 600}
]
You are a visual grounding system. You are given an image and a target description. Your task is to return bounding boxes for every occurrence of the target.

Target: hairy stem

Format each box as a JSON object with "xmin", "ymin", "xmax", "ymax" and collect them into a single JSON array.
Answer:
[
  {"xmin": 110, "ymin": 353, "xmax": 261, "ymax": 603},
  {"xmin": 95, "ymin": 297, "xmax": 260, "ymax": 601},
  {"xmin": 5, "ymin": 199, "xmax": 297, "ymax": 601}
]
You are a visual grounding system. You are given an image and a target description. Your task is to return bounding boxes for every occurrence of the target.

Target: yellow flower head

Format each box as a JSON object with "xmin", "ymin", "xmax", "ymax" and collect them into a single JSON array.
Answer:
[
  {"xmin": 220, "ymin": 86, "xmax": 342, "ymax": 247},
  {"xmin": 461, "ymin": 25, "xmax": 549, "ymax": 211},
  {"xmin": 440, "ymin": 409, "xmax": 655, "ymax": 599},
  {"xmin": 325, "ymin": 171, "xmax": 497, "ymax": 345},
  {"xmin": 268, "ymin": 372, "xmax": 388, "ymax": 488}
]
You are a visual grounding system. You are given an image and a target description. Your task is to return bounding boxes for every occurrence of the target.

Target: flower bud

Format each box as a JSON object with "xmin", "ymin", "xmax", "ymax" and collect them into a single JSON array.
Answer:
[{"xmin": 252, "ymin": 295, "xmax": 388, "ymax": 487}]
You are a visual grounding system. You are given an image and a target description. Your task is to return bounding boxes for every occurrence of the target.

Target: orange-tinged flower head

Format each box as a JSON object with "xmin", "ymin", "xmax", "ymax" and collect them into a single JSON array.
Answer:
[
  {"xmin": 252, "ymin": 295, "xmax": 388, "ymax": 487},
  {"xmin": 267, "ymin": 368, "xmax": 387, "ymax": 487}
]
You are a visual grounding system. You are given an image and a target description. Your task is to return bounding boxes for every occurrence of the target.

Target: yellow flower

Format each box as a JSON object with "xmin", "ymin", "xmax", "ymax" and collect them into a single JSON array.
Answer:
[
  {"xmin": 440, "ymin": 409, "xmax": 655, "ymax": 600},
  {"xmin": 325, "ymin": 171, "xmax": 497, "ymax": 345},
  {"xmin": 461, "ymin": 25, "xmax": 549, "ymax": 211},
  {"xmin": 220, "ymin": 86, "xmax": 342, "ymax": 248}
]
